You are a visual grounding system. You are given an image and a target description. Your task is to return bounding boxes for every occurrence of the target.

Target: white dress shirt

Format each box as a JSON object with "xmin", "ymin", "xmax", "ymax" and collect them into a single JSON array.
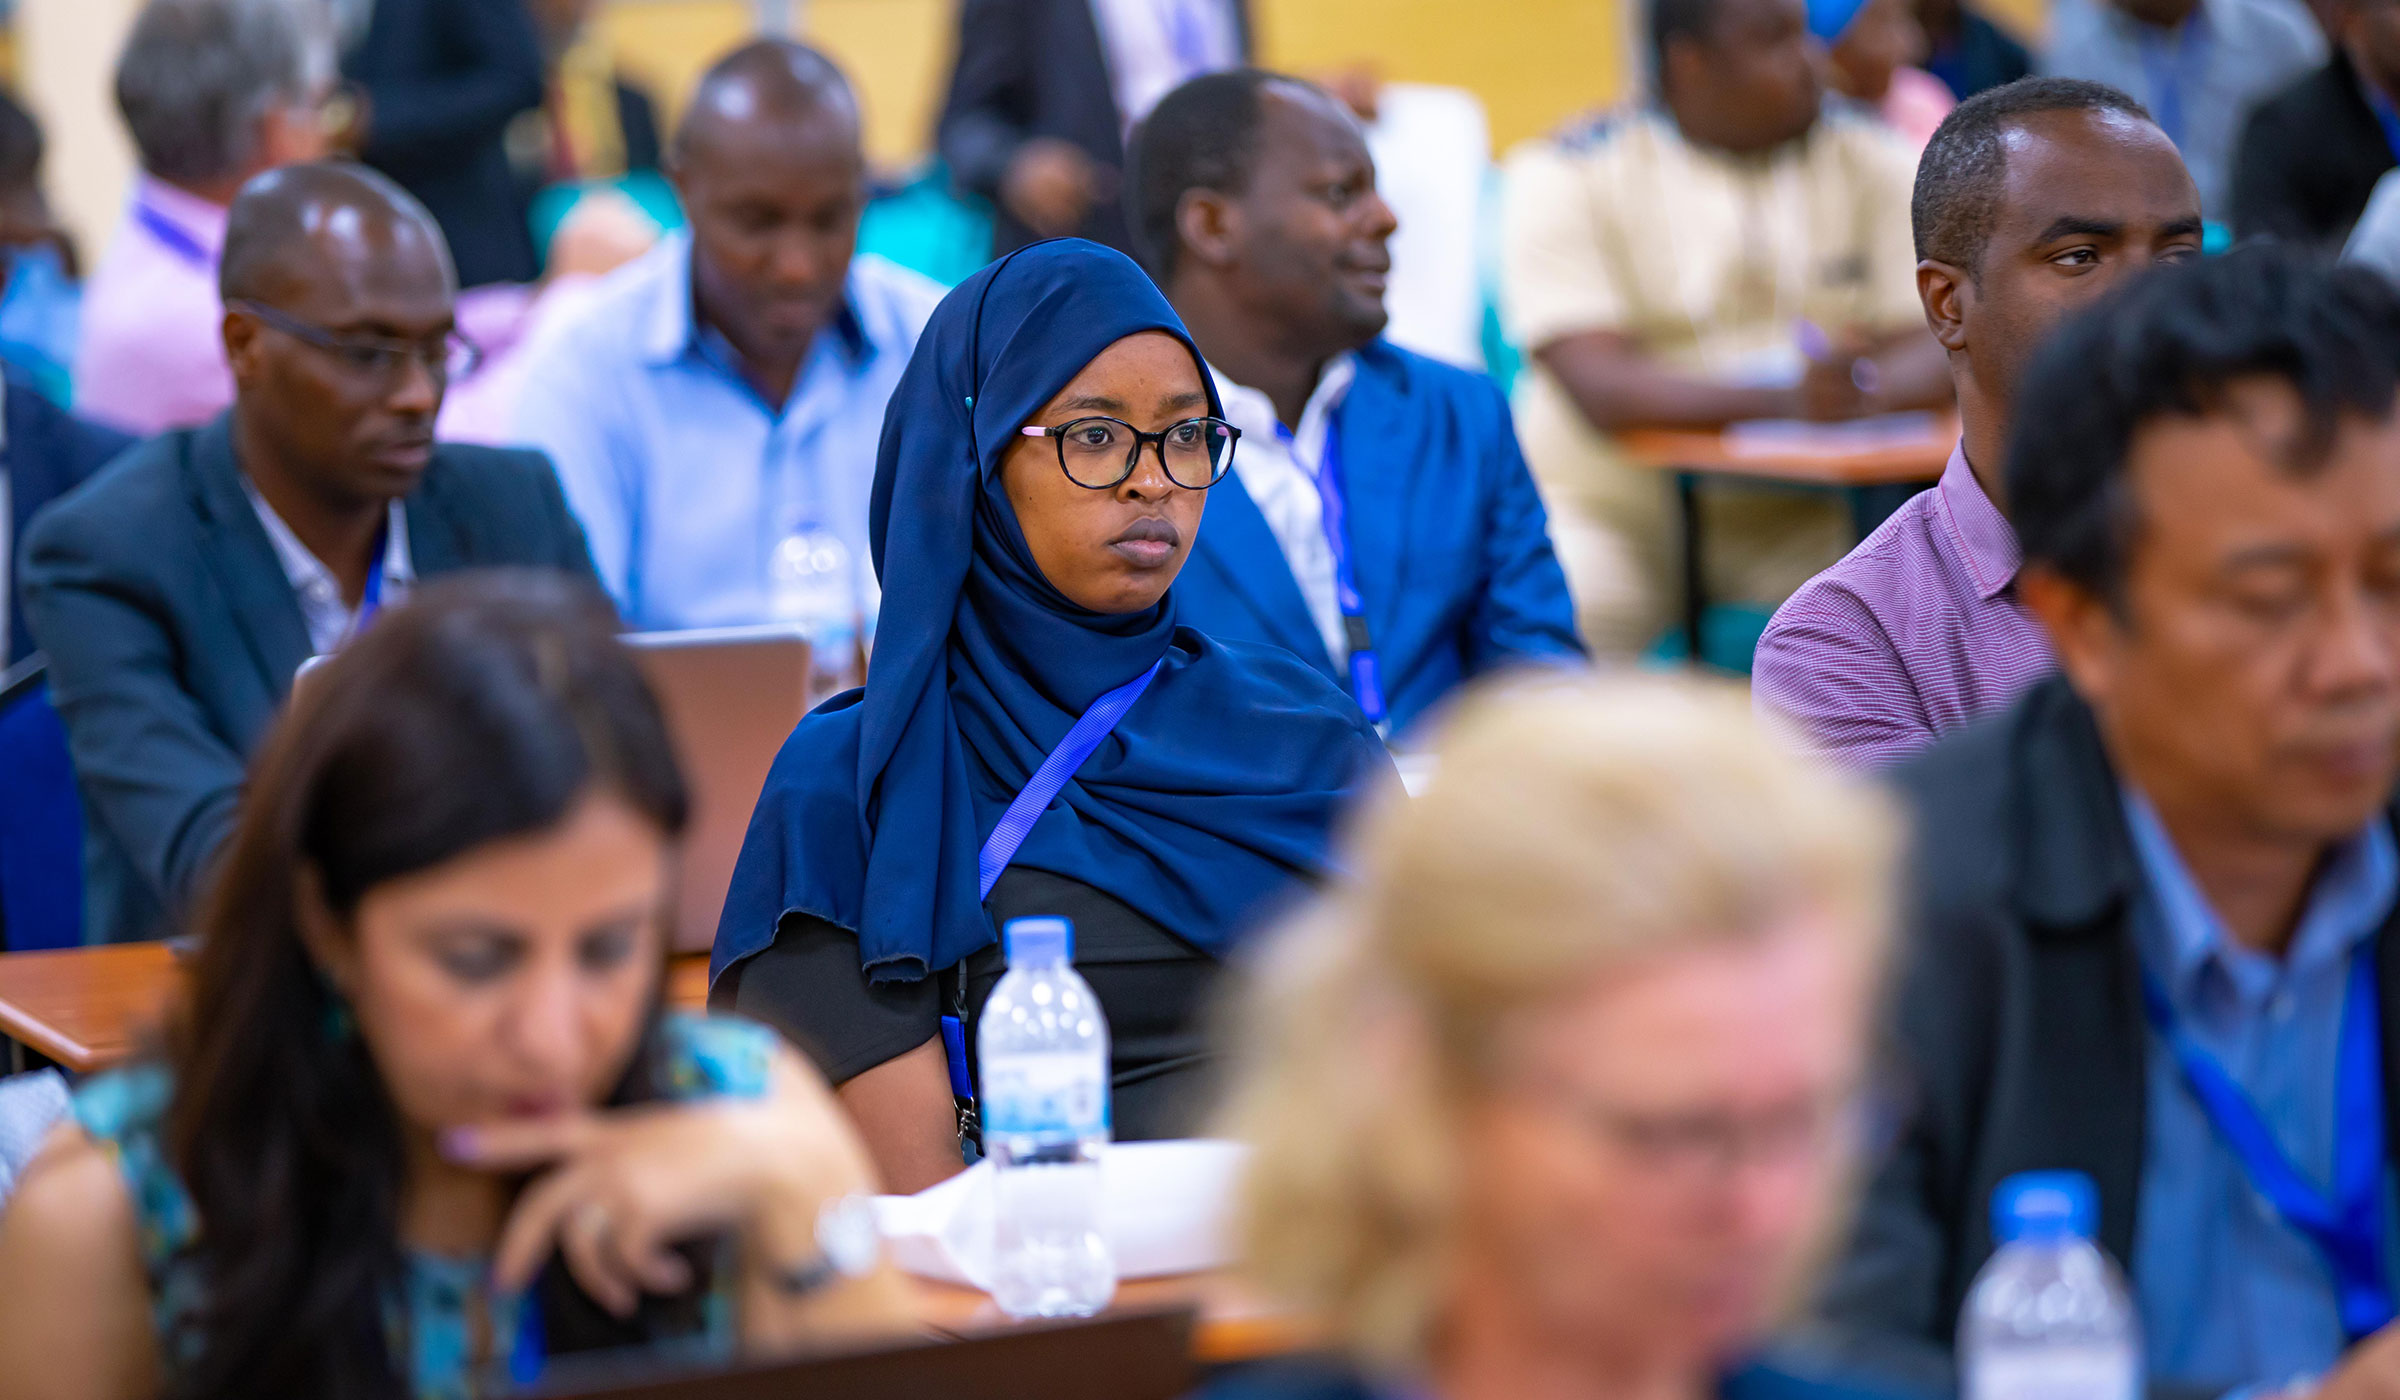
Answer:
[
  {"xmin": 244, "ymin": 484, "xmax": 415, "ymax": 657},
  {"xmin": 1087, "ymin": 0, "xmax": 1242, "ymax": 132},
  {"xmin": 1208, "ymin": 354, "xmax": 1357, "ymax": 667}
]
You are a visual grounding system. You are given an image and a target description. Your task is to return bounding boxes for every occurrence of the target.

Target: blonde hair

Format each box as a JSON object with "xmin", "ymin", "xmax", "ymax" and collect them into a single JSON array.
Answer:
[{"xmin": 1218, "ymin": 674, "xmax": 1898, "ymax": 1371}]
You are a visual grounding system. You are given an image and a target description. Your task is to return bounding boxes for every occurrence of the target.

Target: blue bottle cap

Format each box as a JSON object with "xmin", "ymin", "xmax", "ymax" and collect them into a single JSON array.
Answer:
[
  {"xmin": 1992, "ymin": 1170, "xmax": 2098, "ymax": 1244},
  {"xmin": 1002, "ymin": 916, "xmax": 1073, "ymax": 965}
]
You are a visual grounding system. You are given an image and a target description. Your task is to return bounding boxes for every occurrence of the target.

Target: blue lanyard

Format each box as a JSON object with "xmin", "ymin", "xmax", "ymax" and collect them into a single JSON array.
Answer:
[
  {"xmin": 2135, "ymin": 14, "xmax": 2209, "ymax": 152},
  {"xmin": 1159, "ymin": 0, "xmax": 1219, "ymax": 76},
  {"xmin": 357, "ymin": 520, "xmax": 391, "ymax": 632},
  {"xmin": 2366, "ymin": 84, "xmax": 2400, "ymax": 167},
  {"xmin": 1289, "ymin": 416, "xmax": 1387, "ymax": 728},
  {"xmin": 132, "ymin": 198, "xmax": 213, "ymax": 270},
  {"xmin": 937, "ymin": 657, "xmax": 1166, "ymax": 1099},
  {"xmin": 509, "ymin": 1282, "xmax": 545, "ymax": 1387},
  {"xmin": 2139, "ymin": 942, "xmax": 2395, "ymax": 1343}
]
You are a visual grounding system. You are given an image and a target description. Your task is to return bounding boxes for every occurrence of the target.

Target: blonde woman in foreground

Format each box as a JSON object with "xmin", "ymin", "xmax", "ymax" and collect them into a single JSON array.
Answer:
[{"xmin": 1208, "ymin": 676, "xmax": 1905, "ymax": 1400}]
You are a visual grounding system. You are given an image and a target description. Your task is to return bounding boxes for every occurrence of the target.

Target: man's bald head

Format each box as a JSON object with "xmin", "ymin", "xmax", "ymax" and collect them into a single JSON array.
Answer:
[
  {"xmin": 220, "ymin": 160, "xmax": 453, "ymax": 309},
  {"xmin": 671, "ymin": 39, "xmax": 859, "ymax": 168}
]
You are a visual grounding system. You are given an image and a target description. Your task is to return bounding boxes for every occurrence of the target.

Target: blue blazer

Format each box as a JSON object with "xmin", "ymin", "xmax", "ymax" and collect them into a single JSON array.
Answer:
[
  {"xmin": 1174, "ymin": 339, "xmax": 1584, "ymax": 736},
  {"xmin": 19, "ymin": 416, "xmax": 600, "ymax": 943}
]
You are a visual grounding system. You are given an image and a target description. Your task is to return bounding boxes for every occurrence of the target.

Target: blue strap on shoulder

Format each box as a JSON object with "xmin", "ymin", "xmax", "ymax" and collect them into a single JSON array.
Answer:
[{"xmin": 938, "ymin": 658, "xmax": 1165, "ymax": 1099}]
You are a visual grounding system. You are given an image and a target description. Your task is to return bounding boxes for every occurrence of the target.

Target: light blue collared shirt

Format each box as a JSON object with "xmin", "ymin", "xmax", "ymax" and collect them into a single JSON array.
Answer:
[
  {"xmin": 510, "ymin": 233, "xmax": 943, "ymax": 632},
  {"xmin": 2121, "ymin": 789, "xmax": 2400, "ymax": 1394}
]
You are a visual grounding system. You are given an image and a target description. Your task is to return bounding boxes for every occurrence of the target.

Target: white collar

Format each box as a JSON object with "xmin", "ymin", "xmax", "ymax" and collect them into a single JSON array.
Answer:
[{"xmin": 242, "ymin": 481, "xmax": 414, "ymax": 602}]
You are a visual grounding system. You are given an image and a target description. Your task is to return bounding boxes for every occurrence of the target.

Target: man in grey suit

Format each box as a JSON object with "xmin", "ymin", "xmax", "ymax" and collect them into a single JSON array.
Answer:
[{"xmin": 20, "ymin": 161, "xmax": 599, "ymax": 943}]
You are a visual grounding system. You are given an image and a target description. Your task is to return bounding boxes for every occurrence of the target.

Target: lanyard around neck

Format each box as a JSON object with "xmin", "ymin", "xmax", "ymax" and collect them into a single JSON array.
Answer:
[
  {"xmin": 132, "ymin": 198, "xmax": 213, "ymax": 270},
  {"xmin": 1286, "ymin": 413, "xmax": 1387, "ymax": 729},
  {"xmin": 2135, "ymin": 12, "xmax": 2210, "ymax": 152},
  {"xmin": 2139, "ymin": 941, "xmax": 2395, "ymax": 1343}
]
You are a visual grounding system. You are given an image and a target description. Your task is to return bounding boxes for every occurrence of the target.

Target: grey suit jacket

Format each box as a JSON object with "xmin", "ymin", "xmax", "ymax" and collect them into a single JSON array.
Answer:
[{"xmin": 18, "ymin": 415, "xmax": 600, "ymax": 943}]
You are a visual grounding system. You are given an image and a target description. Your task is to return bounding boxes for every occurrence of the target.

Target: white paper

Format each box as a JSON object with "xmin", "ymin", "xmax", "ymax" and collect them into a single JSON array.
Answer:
[{"xmin": 870, "ymin": 1138, "xmax": 1249, "ymax": 1291}]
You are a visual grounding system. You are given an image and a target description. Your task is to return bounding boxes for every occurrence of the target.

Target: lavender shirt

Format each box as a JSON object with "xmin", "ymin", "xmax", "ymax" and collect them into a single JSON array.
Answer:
[
  {"xmin": 72, "ymin": 178, "xmax": 234, "ymax": 437},
  {"xmin": 1752, "ymin": 443, "xmax": 2055, "ymax": 768}
]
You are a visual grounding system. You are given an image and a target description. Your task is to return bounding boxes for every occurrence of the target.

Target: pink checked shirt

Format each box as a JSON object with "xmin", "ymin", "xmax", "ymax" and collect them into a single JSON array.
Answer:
[{"xmin": 1751, "ymin": 442, "xmax": 2056, "ymax": 768}]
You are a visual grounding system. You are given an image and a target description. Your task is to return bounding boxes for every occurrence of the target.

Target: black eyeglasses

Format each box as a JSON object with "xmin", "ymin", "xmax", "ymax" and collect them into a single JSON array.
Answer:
[
  {"xmin": 1019, "ymin": 415, "xmax": 1240, "ymax": 490},
  {"xmin": 231, "ymin": 299, "xmax": 484, "ymax": 382}
]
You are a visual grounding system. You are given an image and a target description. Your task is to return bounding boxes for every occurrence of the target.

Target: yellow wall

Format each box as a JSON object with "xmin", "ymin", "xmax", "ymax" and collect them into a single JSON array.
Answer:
[{"xmin": 600, "ymin": 0, "xmax": 1634, "ymax": 169}]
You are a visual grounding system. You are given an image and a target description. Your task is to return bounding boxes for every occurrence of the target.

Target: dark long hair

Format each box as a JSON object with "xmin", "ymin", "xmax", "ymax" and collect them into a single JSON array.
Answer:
[{"xmin": 160, "ymin": 572, "xmax": 691, "ymax": 1399}]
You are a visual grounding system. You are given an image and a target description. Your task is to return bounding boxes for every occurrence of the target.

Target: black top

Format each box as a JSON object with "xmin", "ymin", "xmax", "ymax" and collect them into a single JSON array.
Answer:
[
  {"xmin": 717, "ymin": 866, "xmax": 1220, "ymax": 1142},
  {"xmin": 1198, "ymin": 1353, "xmax": 1915, "ymax": 1400},
  {"xmin": 2233, "ymin": 54, "xmax": 2396, "ymax": 250},
  {"xmin": 1811, "ymin": 674, "xmax": 2400, "ymax": 1400},
  {"xmin": 343, "ymin": 0, "xmax": 547, "ymax": 288},
  {"xmin": 935, "ymin": 0, "xmax": 1253, "ymax": 259}
]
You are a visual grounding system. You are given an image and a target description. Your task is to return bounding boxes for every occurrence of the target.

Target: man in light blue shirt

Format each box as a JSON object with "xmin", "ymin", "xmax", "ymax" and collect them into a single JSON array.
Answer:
[
  {"xmin": 512, "ymin": 40, "xmax": 942, "ymax": 632},
  {"xmin": 2121, "ymin": 790, "xmax": 2400, "ymax": 1392}
]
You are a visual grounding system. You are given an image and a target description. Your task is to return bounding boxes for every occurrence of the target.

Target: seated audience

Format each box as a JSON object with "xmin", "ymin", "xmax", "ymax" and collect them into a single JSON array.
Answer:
[
  {"xmin": 1130, "ymin": 71, "xmax": 1583, "ymax": 737},
  {"xmin": 1816, "ymin": 0, "xmax": 1957, "ymax": 151},
  {"xmin": 0, "ymin": 576, "xmax": 913, "ymax": 1399},
  {"xmin": 1209, "ymin": 676, "xmax": 1897, "ymax": 1400},
  {"xmin": 21, "ymin": 162, "xmax": 599, "ymax": 946},
  {"xmin": 1501, "ymin": 0, "xmax": 1951, "ymax": 655},
  {"xmin": 75, "ymin": 0, "xmax": 334, "ymax": 437},
  {"xmin": 1917, "ymin": 0, "xmax": 2033, "ymax": 98},
  {"xmin": 512, "ymin": 41, "xmax": 942, "ymax": 634},
  {"xmin": 712, "ymin": 239, "xmax": 1386, "ymax": 1193},
  {"xmin": 2233, "ymin": 0, "xmax": 2400, "ymax": 249},
  {"xmin": 1818, "ymin": 248, "xmax": 2400, "ymax": 1397},
  {"xmin": 939, "ymin": 0, "xmax": 1249, "ymax": 259},
  {"xmin": 0, "ymin": 90, "xmax": 85, "ymax": 405},
  {"xmin": 1754, "ymin": 79, "xmax": 2203, "ymax": 767},
  {"xmin": 343, "ymin": 0, "xmax": 547, "ymax": 289},
  {"xmin": 2042, "ymin": 0, "xmax": 2322, "ymax": 224},
  {"xmin": 3, "ymin": 374, "xmax": 133, "ymax": 668}
]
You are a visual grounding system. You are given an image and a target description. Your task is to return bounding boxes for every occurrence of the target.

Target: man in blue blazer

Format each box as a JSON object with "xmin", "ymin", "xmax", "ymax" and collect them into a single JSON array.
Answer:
[
  {"xmin": 20, "ymin": 162, "xmax": 599, "ymax": 944},
  {"xmin": 1129, "ymin": 70, "xmax": 1583, "ymax": 737}
]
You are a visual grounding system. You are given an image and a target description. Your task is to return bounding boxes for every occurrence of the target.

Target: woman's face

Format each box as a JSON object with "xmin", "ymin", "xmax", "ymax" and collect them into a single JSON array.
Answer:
[
  {"xmin": 1000, "ymin": 330, "xmax": 1213, "ymax": 614},
  {"xmin": 317, "ymin": 790, "xmax": 671, "ymax": 1140},
  {"xmin": 1451, "ymin": 913, "xmax": 1874, "ymax": 1372},
  {"xmin": 1831, "ymin": 0, "xmax": 1924, "ymax": 101}
]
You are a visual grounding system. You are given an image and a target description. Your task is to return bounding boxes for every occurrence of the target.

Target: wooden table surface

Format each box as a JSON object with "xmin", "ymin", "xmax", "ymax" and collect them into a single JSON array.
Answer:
[
  {"xmin": 0, "ymin": 944, "xmax": 714, "ymax": 1074},
  {"xmin": 910, "ymin": 1270, "xmax": 1313, "ymax": 1365},
  {"xmin": 1618, "ymin": 416, "xmax": 1956, "ymax": 486}
]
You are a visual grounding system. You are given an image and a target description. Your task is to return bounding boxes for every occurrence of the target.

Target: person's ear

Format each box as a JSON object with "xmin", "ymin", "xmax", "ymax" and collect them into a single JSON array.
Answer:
[
  {"xmin": 221, "ymin": 308, "xmax": 265, "ymax": 389},
  {"xmin": 2019, "ymin": 565, "xmax": 2127, "ymax": 711},
  {"xmin": 1175, "ymin": 187, "xmax": 1242, "ymax": 273},
  {"xmin": 294, "ymin": 863, "xmax": 361, "ymax": 1003},
  {"xmin": 1917, "ymin": 259, "xmax": 1971, "ymax": 355}
]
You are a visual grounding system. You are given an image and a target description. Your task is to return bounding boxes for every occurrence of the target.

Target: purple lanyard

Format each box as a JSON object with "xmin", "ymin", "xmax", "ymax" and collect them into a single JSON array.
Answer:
[
  {"xmin": 356, "ymin": 521, "xmax": 391, "ymax": 633},
  {"xmin": 1158, "ymin": 0, "xmax": 1220, "ymax": 76},
  {"xmin": 132, "ymin": 199, "xmax": 213, "ymax": 270},
  {"xmin": 1284, "ymin": 415, "xmax": 1387, "ymax": 728}
]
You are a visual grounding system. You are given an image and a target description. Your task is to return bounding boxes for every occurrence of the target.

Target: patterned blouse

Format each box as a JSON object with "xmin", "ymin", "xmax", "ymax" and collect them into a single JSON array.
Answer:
[{"xmin": 71, "ymin": 1012, "xmax": 776, "ymax": 1400}]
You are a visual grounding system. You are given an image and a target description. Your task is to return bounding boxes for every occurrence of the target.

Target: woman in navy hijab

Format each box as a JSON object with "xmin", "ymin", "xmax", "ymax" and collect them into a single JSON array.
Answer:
[{"xmin": 711, "ymin": 240, "xmax": 1386, "ymax": 1191}]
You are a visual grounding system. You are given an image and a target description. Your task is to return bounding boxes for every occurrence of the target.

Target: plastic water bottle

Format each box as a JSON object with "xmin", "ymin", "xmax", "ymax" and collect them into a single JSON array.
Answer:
[
  {"xmin": 766, "ymin": 526, "xmax": 858, "ymax": 701},
  {"xmin": 1960, "ymin": 1171, "xmax": 2141, "ymax": 1400},
  {"xmin": 978, "ymin": 917, "xmax": 1116, "ymax": 1318}
]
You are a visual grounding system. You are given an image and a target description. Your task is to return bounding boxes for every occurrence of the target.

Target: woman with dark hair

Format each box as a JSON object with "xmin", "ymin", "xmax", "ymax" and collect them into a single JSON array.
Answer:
[
  {"xmin": 711, "ymin": 238, "xmax": 1388, "ymax": 1194},
  {"xmin": 0, "ymin": 573, "xmax": 911, "ymax": 1400}
]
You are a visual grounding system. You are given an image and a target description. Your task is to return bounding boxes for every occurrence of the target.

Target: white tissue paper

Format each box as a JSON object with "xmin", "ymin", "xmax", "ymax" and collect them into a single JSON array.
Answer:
[{"xmin": 871, "ymin": 1138, "xmax": 1249, "ymax": 1291}]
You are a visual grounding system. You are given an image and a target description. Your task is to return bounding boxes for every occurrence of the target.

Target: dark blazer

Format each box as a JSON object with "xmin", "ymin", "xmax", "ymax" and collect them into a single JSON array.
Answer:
[
  {"xmin": 1813, "ymin": 675, "xmax": 2400, "ymax": 1400},
  {"xmin": 19, "ymin": 417, "xmax": 599, "ymax": 943},
  {"xmin": 6, "ymin": 379, "xmax": 133, "ymax": 666},
  {"xmin": 2233, "ymin": 53, "xmax": 2396, "ymax": 251},
  {"xmin": 1922, "ymin": 7, "xmax": 2032, "ymax": 100},
  {"xmin": 1172, "ymin": 340, "xmax": 1584, "ymax": 735},
  {"xmin": 936, "ymin": 0, "xmax": 1253, "ymax": 259},
  {"xmin": 1198, "ymin": 1353, "xmax": 1914, "ymax": 1400},
  {"xmin": 345, "ymin": 0, "xmax": 546, "ymax": 288}
]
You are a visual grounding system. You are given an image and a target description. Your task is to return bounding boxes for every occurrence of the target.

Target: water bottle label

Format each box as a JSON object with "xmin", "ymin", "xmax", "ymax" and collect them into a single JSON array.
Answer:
[
  {"xmin": 981, "ymin": 1051, "xmax": 1108, "ymax": 1137},
  {"xmin": 1967, "ymin": 1348, "xmax": 2140, "ymax": 1400}
]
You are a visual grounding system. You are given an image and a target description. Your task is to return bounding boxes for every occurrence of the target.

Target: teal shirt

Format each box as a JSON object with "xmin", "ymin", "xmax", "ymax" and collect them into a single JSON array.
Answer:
[{"xmin": 72, "ymin": 1012, "xmax": 776, "ymax": 1400}]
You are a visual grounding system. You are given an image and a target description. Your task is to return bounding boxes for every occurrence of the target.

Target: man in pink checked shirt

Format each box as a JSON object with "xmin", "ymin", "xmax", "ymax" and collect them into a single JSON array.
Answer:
[
  {"xmin": 1753, "ymin": 76, "xmax": 2203, "ymax": 767},
  {"xmin": 73, "ymin": 0, "xmax": 335, "ymax": 437}
]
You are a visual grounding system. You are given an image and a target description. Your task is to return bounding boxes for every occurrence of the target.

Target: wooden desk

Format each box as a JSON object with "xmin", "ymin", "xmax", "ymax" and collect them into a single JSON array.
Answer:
[
  {"xmin": 910, "ymin": 1271, "xmax": 1313, "ymax": 1366},
  {"xmin": 1620, "ymin": 418, "xmax": 1954, "ymax": 665},
  {"xmin": 0, "ymin": 945, "xmax": 715, "ymax": 1075}
]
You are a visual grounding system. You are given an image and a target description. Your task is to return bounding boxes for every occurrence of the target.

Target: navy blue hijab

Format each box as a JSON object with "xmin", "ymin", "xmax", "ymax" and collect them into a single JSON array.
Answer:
[{"xmin": 712, "ymin": 239, "xmax": 1383, "ymax": 984}]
